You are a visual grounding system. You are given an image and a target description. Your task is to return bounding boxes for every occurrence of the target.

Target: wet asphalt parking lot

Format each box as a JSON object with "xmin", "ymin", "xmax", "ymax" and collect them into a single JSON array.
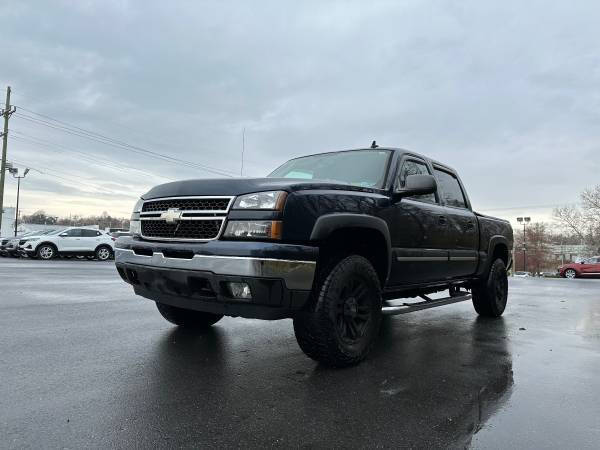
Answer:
[{"xmin": 1, "ymin": 257, "xmax": 599, "ymax": 449}]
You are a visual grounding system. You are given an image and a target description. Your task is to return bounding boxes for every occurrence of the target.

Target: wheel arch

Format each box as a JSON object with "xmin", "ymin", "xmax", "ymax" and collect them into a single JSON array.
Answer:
[
  {"xmin": 36, "ymin": 241, "xmax": 58, "ymax": 252},
  {"xmin": 485, "ymin": 236, "xmax": 511, "ymax": 271},
  {"xmin": 94, "ymin": 243, "xmax": 113, "ymax": 252},
  {"xmin": 310, "ymin": 214, "xmax": 391, "ymax": 285}
]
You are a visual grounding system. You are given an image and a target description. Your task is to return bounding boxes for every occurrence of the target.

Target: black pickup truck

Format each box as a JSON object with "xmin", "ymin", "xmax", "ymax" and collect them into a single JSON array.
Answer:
[{"xmin": 115, "ymin": 147, "xmax": 513, "ymax": 366}]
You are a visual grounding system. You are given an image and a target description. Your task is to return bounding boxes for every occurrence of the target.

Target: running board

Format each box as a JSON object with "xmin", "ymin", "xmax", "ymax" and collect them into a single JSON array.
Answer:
[{"xmin": 381, "ymin": 293, "xmax": 472, "ymax": 315}]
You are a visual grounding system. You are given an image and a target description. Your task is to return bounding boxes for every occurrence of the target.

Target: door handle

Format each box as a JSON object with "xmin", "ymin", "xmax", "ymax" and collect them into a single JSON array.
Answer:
[
  {"xmin": 438, "ymin": 215, "xmax": 447, "ymax": 225},
  {"xmin": 464, "ymin": 221, "xmax": 475, "ymax": 230}
]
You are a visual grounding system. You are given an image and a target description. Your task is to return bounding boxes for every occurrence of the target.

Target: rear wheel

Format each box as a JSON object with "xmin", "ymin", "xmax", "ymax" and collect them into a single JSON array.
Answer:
[
  {"xmin": 564, "ymin": 269, "xmax": 577, "ymax": 279},
  {"xmin": 37, "ymin": 244, "xmax": 56, "ymax": 260},
  {"xmin": 293, "ymin": 255, "xmax": 382, "ymax": 367},
  {"xmin": 95, "ymin": 246, "xmax": 113, "ymax": 261},
  {"xmin": 472, "ymin": 258, "xmax": 508, "ymax": 317},
  {"xmin": 156, "ymin": 302, "xmax": 223, "ymax": 329}
]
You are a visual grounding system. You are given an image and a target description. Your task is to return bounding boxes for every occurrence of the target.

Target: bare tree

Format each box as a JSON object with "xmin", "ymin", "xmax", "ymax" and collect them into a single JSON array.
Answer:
[
  {"xmin": 553, "ymin": 205, "xmax": 587, "ymax": 242},
  {"xmin": 581, "ymin": 185, "xmax": 600, "ymax": 222},
  {"xmin": 553, "ymin": 184, "xmax": 600, "ymax": 254}
]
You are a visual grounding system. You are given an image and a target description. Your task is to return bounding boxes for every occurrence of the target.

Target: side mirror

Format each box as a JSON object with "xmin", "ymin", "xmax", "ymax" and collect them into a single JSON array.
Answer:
[
  {"xmin": 59, "ymin": 233, "xmax": 68, "ymax": 237},
  {"xmin": 392, "ymin": 174, "xmax": 437, "ymax": 202}
]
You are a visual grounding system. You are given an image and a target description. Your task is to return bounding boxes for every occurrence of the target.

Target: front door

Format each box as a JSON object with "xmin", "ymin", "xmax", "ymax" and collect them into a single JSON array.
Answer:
[{"xmin": 388, "ymin": 157, "xmax": 449, "ymax": 285}]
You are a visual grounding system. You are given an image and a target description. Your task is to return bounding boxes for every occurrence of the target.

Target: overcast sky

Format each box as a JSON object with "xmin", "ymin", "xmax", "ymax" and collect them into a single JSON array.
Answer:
[{"xmin": 1, "ymin": 0, "xmax": 599, "ymax": 224}]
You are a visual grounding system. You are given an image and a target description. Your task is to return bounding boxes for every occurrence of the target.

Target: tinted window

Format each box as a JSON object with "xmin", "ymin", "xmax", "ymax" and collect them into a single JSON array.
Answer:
[
  {"xmin": 82, "ymin": 229, "xmax": 99, "ymax": 237},
  {"xmin": 397, "ymin": 159, "xmax": 436, "ymax": 203},
  {"xmin": 433, "ymin": 169, "xmax": 467, "ymax": 208},
  {"xmin": 65, "ymin": 229, "xmax": 82, "ymax": 237}
]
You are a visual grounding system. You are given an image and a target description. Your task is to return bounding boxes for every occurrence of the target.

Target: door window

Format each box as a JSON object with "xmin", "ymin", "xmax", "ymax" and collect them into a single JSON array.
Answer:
[
  {"xmin": 65, "ymin": 229, "xmax": 82, "ymax": 237},
  {"xmin": 397, "ymin": 159, "xmax": 436, "ymax": 203},
  {"xmin": 81, "ymin": 229, "xmax": 99, "ymax": 237},
  {"xmin": 433, "ymin": 168, "xmax": 467, "ymax": 208}
]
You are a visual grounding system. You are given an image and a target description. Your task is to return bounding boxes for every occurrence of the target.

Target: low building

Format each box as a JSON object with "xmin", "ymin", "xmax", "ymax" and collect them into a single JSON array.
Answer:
[{"xmin": 548, "ymin": 243, "xmax": 590, "ymax": 263}]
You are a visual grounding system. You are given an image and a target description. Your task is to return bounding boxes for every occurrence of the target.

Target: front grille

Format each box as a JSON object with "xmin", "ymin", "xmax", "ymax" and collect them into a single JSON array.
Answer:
[
  {"xmin": 141, "ymin": 219, "xmax": 222, "ymax": 240},
  {"xmin": 19, "ymin": 240, "xmax": 27, "ymax": 245},
  {"xmin": 142, "ymin": 198, "xmax": 231, "ymax": 212}
]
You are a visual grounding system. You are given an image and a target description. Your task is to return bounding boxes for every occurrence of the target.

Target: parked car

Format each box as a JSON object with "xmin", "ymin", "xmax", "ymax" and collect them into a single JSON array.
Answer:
[
  {"xmin": 115, "ymin": 146, "xmax": 513, "ymax": 367},
  {"xmin": 513, "ymin": 271, "xmax": 531, "ymax": 278},
  {"xmin": 558, "ymin": 256, "xmax": 600, "ymax": 279},
  {"xmin": 2, "ymin": 231, "xmax": 50, "ymax": 257},
  {"xmin": 19, "ymin": 227, "xmax": 115, "ymax": 260},
  {"xmin": 0, "ymin": 237, "xmax": 10, "ymax": 256}
]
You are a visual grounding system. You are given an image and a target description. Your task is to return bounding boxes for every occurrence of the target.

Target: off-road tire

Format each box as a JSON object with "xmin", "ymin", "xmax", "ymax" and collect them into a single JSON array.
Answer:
[
  {"xmin": 293, "ymin": 255, "xmax": 382, "ymax": 367},
  {"xmin": 472, "ymin": 258, "xmax": 508, "ymax": 317},
  {"xmin": 156, "ymin": 302, "xmax": 223, "ymax": 329},
  {"xmin": 36, "ymin": 244, "xmax": 56, "ymax": 260}
]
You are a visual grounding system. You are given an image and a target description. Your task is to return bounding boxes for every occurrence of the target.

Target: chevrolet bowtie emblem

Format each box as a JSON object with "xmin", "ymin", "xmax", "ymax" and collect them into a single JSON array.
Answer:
[{"xmin": 160, "ymin": 208, "xmax": 183, "ymax": 223}]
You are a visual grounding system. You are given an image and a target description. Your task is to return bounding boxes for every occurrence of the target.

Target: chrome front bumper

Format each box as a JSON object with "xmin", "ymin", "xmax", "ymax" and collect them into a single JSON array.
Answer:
[{"xmin": 114, "ymin": 248, "xmax": 316, "ymax": 290}]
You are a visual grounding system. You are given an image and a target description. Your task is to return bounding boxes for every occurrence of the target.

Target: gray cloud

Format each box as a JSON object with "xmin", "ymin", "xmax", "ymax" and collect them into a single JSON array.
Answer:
[{"xmin": 1, "ymin": 0, "xmax": 599, "ymax": 221}]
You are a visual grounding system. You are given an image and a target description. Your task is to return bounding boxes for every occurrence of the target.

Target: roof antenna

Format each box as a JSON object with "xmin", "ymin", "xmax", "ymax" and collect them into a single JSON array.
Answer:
[{"xmin": 371, "ymin": 140, "xmax": 378, "ymax": 149}]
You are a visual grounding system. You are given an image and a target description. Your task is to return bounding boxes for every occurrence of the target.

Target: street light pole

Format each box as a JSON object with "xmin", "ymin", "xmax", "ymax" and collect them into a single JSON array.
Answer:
[
  {"xmin": 516, "ymin": 216, "xmax": 531, "ymax": 272},
  {"xmin": 10, "ymin": 167, "xmax": 29, "ymax": 236}
]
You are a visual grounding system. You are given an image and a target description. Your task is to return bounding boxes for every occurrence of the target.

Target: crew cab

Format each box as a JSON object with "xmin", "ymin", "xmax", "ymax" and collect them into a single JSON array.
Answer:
[
  {"xmin": 115, "ymin": 147, "xmax": 513, "ymax": 366},
  {"xmin": 559, "ymin": 256, "xmax": 600, "ymax": 279},
  {"xmin": 20, "ymin": 227, "xmax": 115, "ymax": 260}
]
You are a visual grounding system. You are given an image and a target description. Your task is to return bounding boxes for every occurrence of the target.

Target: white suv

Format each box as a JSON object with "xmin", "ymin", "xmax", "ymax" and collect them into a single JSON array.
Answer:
[{"xmin": 19, "ymin": 227, "xmax": 115, "ymax": 261}]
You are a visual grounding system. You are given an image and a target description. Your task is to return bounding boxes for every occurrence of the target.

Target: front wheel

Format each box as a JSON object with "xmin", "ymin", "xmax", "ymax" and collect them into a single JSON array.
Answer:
[
  {"xmin": 156, "ymin": 302, "xmax": 223, "ymax": 330},
  {"xmin": 293, "ymin": 255, "xmax": 382, "ymax": 367},
  {"xmin": 472, "ymin": 258, "xmax": 508, "ymax": 317},
  {"xmin": 564, "ymin": 269, "xmax": 577, "ymax": 279},
  {"xmin": 37, "ymin": 244, "xmax": 56, "ymax": 260}
]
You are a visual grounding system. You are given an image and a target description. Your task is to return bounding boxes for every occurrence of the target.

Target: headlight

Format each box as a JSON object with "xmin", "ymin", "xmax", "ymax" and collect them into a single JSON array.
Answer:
[
  {"xmin": 232, "ymin": 191, "xmax": 287, "ymax": 210},
  {"xmin": 130, "ymin": 198, "xmax": 143, "ymax": 235},
  {"xmin": 223, "ymin": 221, "xmax": 282, "ymax": 240}
]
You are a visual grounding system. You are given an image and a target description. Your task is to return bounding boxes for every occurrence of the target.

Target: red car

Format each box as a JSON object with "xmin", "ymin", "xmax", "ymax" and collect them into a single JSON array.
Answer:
[{"xmin": 558, "ymin": 256, "xmax": 600, "ymax": 279}]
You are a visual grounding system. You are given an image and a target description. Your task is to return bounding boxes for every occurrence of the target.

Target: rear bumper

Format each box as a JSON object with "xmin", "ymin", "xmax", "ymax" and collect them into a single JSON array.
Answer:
[{"xmin": 114, "ymin": 238, "xmax": 318, "ymax": 320}]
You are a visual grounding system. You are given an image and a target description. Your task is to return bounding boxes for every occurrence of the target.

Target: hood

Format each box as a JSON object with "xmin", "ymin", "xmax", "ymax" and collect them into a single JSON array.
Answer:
[{"xmin": 142, "ymin": 177, "xmax": 383, "ymax": 199}]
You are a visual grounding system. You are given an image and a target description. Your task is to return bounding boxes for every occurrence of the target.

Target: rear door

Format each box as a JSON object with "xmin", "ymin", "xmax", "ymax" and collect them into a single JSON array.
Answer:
[
  {"xmin": 432, "ymin": 166, "xmax": 479, "ymax": 278},
  {"xmin": 388, "ymin": 156, "xmax": 449, "ymax": 284},
  {"xmin": 80, "ymin": 229, "xmax": 103, "ymax": 250}
]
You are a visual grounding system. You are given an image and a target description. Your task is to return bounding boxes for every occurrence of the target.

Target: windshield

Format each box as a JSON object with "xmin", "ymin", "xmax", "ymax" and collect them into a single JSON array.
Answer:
[
  {"xmin": 268, "ymin": 150, "xmax": 392, "ymax": 189},
  {"xmin": 47, "ymin": 228, "xmax": 66, "ymax": 235}
]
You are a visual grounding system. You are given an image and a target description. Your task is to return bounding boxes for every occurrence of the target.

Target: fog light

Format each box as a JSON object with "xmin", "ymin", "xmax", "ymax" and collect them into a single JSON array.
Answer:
[{"xmin": 227, "ymin": 282, "xmax": 252, "ymax": 299}]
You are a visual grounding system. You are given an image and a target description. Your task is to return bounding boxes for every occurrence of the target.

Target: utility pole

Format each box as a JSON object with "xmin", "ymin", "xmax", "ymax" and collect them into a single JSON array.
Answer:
[{"xmin": 1, "ymin": 86, "xmax": 16, "ymax": 233}]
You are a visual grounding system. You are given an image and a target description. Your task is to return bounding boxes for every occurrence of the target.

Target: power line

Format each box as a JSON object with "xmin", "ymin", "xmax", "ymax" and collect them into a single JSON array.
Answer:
[
  {"xmin": 14, "ymin": 108, "xmax": 239, "ymax": 177},
  {"xmin": 9, "ymin": 160, "xmax": 139, "ymax": 198},
  {"xmin": 13, "ymin": 107, "xmax": 237, "ymax": 177},
  {"xmin": 15, "ymin": 112, "xmax": 230, "ymax": 175},
  {"xmin": 10, "ymin": 131, "xmax": 172, "ymax": 182}
]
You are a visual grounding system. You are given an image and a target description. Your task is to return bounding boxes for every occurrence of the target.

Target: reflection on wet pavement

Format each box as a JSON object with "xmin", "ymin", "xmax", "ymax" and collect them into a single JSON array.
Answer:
[{"xmin": 1, "ymin": 260, "xmax": 599, "ymax": 448}]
